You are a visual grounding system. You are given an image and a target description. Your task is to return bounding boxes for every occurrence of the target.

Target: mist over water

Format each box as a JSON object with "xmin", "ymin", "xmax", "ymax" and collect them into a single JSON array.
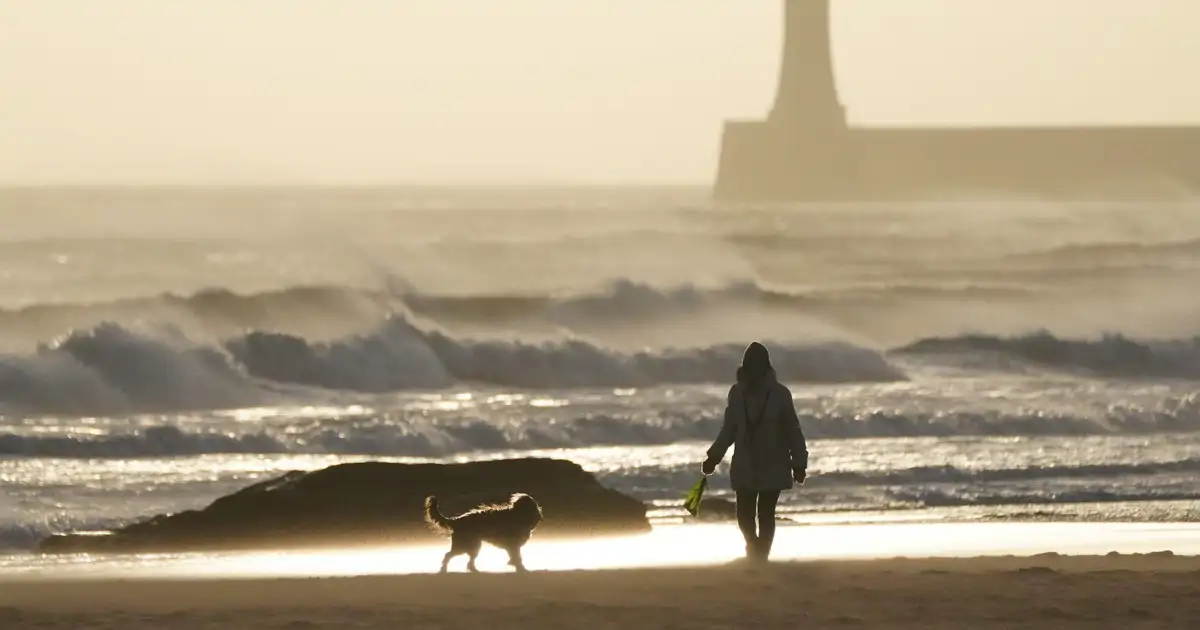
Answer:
[
  {"xmin": 2, "ymin": 188, "xmax": 1199, "ymax": 348},
  {"xmin": 1, "ymin": 188, "xmax": 1199, "ymax": 551},
  {"xmin": 0, "ymin": 188, "xmax": 1199, "ymax": 416}
]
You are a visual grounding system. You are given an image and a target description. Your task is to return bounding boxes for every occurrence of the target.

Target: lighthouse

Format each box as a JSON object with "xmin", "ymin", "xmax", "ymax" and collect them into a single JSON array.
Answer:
[
  {"xmin": 713, "ymin": 0, "xmax": 853, "ymax": 201},
  {"xmin": 712, "ymin": 0, "xmax": 1200, "ymax": 202}
]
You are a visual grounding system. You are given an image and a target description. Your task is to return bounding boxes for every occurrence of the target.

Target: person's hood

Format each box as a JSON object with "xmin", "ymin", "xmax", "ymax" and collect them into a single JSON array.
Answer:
[{"xmin": 737, "ymin": 341, "xmax": 774, "ymax": 386}]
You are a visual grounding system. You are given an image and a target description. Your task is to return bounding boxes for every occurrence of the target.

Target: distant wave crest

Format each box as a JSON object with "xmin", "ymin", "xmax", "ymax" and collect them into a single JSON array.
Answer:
[
  {"xmin": 1008, "ymin": 236, "xmax": 1200, "ymax": 265},
  {"xmin": 401, "ymin": 277, "xmax": 1038, "ymax": 325},
  {"xmin": 894, "ymin": 331, "xmax": 1200, "ymax": 379},
  {"xmin": 0, "ymin": 284, "xmax": 395, "ymax": 333},
  {"xmin": 0, "ymin": 277, "xmax": 1040, "ymax": 336}
]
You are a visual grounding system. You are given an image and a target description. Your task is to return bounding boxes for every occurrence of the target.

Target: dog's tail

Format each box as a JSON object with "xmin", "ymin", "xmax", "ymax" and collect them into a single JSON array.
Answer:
[{"xmin": 424, "ymin": 496, "xmax": 453, "ymax": 535}]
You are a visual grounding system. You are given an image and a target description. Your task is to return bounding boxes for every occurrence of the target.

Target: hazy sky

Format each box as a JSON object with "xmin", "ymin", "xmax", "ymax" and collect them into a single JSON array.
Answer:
[{"xmin": 3, "ymin": 1, "xmax": 1198, "ymax": 185}]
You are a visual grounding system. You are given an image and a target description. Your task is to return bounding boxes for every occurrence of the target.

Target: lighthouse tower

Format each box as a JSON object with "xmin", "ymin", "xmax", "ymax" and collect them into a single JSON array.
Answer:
[
  {"xmin": 713, "ymin": 0, "xmax": 852, "ymax": 201},
  {"xmin": 771, "ymin": 0, "xmax": 845, "ymax": 129}
]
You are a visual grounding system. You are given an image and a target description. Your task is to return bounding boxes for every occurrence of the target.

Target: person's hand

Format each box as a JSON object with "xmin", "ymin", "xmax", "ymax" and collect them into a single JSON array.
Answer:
[
  {"xmin": 793, "ymin": 468, "xmax": 806, "ymax": 484},
  {"xmin": 701, "ymin": 458, "xmax": 718, "ymax": 476}
]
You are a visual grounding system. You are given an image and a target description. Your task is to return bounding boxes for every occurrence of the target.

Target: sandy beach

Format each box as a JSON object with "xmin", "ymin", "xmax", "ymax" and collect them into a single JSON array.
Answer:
[{"xmin": 0, "ymin": 553, "xmax": 1196, "ymax": 629}]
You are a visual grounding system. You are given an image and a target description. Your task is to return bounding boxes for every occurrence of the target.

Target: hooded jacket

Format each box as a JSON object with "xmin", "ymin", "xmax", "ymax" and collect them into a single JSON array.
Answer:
[{"xmin": 706, "ymin": 345, "xmax": 809, "ymax": 492}]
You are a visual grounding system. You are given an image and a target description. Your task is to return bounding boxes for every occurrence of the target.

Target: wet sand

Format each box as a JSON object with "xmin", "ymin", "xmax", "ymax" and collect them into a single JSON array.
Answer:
[
  {"xmin": 1, "ymin": 553, "xmax": 1198, "ymax": 629},
  {"xmin": 6, "ymin": 520, "xmax": 1200, "ymax": 580}
]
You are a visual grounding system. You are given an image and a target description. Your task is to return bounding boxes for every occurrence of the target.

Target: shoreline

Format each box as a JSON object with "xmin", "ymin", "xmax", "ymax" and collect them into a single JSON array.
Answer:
[{"xmin": 5, "ymin": 521, "xmax": 1199, "ymax": 583}]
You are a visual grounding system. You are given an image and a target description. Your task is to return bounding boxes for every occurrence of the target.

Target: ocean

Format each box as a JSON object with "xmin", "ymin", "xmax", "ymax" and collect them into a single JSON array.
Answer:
[{"xmin": 1, "ymin": 187, "xmax": 1198, "ymax": 557}]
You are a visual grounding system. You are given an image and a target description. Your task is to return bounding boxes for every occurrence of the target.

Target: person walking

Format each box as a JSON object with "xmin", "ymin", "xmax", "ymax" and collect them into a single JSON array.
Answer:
[{"xmin": 702, "ymin": 342, "xmax": 808, "ymax": 562}]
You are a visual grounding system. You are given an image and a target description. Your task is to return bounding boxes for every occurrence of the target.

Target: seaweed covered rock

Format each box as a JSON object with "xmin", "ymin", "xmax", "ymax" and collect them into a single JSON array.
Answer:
[{"xmin": 39, "ymin": 458, "xmax": 649, "ymax": 554}]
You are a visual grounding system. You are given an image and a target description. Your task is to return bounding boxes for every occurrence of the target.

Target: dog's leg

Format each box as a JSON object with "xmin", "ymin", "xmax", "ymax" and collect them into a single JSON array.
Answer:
[
  {"xmin": 441, "ymin": 533, "xmax": 471, "ymax": 573},
  {"xmin": 505, "ymin": 545, "xmax": 527, "ymax": 573},
  {"xmin": 463, "ymin": 539, "xmax": 483, "ymax": 573},
  {"xmin": 439, "ymin": 550, "xmax": 455, "ymax": 574}
]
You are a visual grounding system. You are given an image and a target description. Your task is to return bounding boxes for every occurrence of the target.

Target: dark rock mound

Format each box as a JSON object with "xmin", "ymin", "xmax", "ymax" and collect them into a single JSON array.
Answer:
[{"xmin": 39, "ymin": 458, "xmax": 649, "ymax": 554}]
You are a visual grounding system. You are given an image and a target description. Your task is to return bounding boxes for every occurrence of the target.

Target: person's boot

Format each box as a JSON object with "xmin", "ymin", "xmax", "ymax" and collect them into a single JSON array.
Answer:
[
  {"xmin": 728, "ymin": 536, "xmax": 759, "ymax": 565},
  {"xmin": 755, "ymin": 534, "xmax": 775, "ymax": 563}
]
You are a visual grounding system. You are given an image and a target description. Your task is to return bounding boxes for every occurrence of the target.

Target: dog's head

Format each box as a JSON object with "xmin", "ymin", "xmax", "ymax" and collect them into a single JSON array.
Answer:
[{"xmin": 510, "ymin": 493, "xmax": 543, "ymax": 523}]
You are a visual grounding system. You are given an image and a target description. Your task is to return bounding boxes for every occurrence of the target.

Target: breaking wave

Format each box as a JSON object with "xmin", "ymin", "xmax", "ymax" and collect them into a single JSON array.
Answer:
[
  {"xmin": 800, "ymin": 393, "xmax": 1200, "ymax": 437},
  {"xmin": 226, "ymin": 317, "xmax": 902, "ymax": 391},
  {"xmin": 886, "ymin": 487, "xmax": 1200, "ymax": 509},
  {"xmin": 813, "ymin": 458, "xmax": 1200, "ymax": 486},
  {"xmin": 0, "ymin": 518, "xmax": 126, "ymax": 553},
  {"xmin": 600, "ymin": 455, "xmax": 1200, "ymax": 503},
  {"xmin": 3, "ymin": 393, "xmax": 1197, "ymax": 458},
  {"xmin": 0, "ymin": 323, "xmax": 263, "ymax": 415},
  {"xmin": 894, "ymin": 331, "xmax": 1200, "ymax": 379},
  {"xmin": 0, "ymin": 317, "xmax": 903, "ymax": 414}
]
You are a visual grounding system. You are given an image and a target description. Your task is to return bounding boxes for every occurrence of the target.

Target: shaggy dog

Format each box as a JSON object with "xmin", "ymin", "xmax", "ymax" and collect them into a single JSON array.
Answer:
[{"xmin": 424, "ymin": 493, "xmax": 543, "ymax": 573}]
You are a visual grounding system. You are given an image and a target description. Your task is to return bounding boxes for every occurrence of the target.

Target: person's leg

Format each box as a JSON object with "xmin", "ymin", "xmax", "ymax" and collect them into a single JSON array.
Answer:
[
  {"xmin": 756, "ymin": 490, "xmax": 782, "ymax": 561},
  {"xmin": 735, "ymin": 490, "xmax": 759, "ymax": 557}
]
